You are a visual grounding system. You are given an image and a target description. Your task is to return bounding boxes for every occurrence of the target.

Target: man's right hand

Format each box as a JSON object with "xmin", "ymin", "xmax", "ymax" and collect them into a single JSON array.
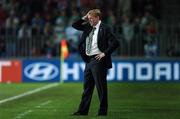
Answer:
[{"xmin": 82, "ymin": 12, "xmax": 89, "ymax": 21}]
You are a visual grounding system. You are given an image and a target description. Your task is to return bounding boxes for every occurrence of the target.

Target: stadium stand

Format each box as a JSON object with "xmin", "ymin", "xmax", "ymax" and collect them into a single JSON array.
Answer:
[{"xmin": 0, "ymin": 0, "xmax": 179, "ymax": 58}]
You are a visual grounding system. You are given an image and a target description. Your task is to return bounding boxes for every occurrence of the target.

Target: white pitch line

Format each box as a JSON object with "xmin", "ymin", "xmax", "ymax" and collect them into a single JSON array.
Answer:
[
  {"xmin": 35, "ymin": 100, "xmax": 52, "ymax": 108},
  {"xmin": 14, "ymin": 110, "xmax": 33, "ymax": 119},
  {"xmin": 40, "ymin": 100, "xmax": 52, "ymax": 106},
  {"xmin": 0, "ymin": 83, "xmax": 59, "ymax": 105},
  {"xmin": 14, "ymin": 100, "xmax": 52, "ymax": 119}
]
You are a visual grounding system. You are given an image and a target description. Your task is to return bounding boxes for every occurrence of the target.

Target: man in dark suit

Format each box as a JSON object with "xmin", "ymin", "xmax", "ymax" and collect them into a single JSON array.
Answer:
[{"xmin": 72, "ymin": 9, "xmax": 119, "ymax": 116}]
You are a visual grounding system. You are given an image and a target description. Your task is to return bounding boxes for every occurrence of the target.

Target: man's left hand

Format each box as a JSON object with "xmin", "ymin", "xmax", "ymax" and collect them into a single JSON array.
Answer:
[{"xmin": 95, "ymin": 53, "xmax": 105, "ymax": 60}]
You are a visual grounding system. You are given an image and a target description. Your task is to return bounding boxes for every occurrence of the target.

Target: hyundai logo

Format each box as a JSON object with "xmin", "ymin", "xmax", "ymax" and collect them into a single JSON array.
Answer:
[{"xmin": 24, "ymin": 62, "xmax": 59, "ymax": 81}]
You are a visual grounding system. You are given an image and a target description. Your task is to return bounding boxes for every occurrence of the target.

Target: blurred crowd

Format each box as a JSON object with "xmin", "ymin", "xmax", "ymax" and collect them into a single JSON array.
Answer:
[{"xmin": 0, "ymin": 0, "xmax": 162, "ymax": 58}]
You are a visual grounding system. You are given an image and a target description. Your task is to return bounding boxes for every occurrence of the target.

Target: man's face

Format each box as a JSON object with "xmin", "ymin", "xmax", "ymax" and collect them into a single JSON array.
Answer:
[{"xmin": 88, "ymin": 14, "xmax": 99, "ymax": 26}]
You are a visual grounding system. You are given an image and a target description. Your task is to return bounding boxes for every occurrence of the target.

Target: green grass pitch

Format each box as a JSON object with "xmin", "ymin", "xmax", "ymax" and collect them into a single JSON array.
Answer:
[{"xmin": 1, "ymin": 82, "xmax": 180, "ymax": 119}]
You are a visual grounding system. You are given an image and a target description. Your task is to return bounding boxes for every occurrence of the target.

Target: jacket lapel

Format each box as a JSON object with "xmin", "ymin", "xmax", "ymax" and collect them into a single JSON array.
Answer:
[
  {"xmin": 97, "ymin": 23, "xmax": 103, "ymax": 43},
  {"xmin": 79, "ymin": 27, "xmax": 92, "ymax": 46}
]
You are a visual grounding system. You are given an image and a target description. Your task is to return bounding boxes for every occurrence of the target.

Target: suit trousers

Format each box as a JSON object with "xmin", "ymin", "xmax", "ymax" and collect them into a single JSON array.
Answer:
[{"xmin": 78, "ymin": 56, "xmax": 108, "ymax": 114}]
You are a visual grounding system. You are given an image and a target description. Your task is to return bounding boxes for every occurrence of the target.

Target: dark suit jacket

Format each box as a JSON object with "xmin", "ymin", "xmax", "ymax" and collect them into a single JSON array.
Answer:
[{"xmin": 72, "ymin": 19, "xmax": 119, "ymax": 69}]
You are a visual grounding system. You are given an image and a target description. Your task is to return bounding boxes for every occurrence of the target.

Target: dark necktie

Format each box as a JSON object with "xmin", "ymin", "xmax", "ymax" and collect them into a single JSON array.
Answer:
[{"xmin": 86, "ymin": 27, "xmax": 96, "ymax": 54}]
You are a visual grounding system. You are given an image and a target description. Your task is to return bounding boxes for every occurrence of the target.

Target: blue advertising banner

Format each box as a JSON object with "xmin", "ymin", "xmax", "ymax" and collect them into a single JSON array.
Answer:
[
  {"xmin": 22, "ymin": 59, "xmax": 60, "ymax": 82},
  {"xmin": 110, "ymin": 59, "xmax": 180, "ymax": 82},
  {"xmin": 62, "ymin": 59, "xmax": 180, "ymax": 82},
  {"xmin": 21, "ymin": 58, "xmax": 180, "ymax": 82},
  {"xmin": 62, "ymin": 59, "xmax": 84, "ymax": 82}
]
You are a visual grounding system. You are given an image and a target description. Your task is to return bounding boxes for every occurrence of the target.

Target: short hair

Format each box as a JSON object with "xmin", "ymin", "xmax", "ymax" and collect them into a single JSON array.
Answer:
[{"xmin": 88, "ymin": 9, "xmax": 101, "ymax": 18}]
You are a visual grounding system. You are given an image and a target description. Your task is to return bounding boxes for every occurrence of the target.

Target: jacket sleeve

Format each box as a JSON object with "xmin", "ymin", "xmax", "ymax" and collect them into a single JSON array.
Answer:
[
  {"xmin": 104, "ymin": 26, "xmax": 120, "ymax": 56},
  {"xmin": 72, "ymin": 19, "xmax": 90, "ymax": 31}
]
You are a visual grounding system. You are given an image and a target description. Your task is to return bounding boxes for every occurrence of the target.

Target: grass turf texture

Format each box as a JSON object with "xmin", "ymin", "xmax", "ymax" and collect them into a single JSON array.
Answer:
[{"xmin": 1, "ymin": 82, "xmax": 180, "ymax": 119}]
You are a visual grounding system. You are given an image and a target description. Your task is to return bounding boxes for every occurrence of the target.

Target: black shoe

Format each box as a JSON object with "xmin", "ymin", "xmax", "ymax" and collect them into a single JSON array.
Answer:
[{"xmin": 71, "ymin": 111, "xmax": 88, "ymax": 116}]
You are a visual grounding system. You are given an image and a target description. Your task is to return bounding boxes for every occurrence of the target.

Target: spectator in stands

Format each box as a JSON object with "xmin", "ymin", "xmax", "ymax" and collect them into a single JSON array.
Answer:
[
  {"xmin": 5, "ymin": 10, "xmax": 19, "ymax": 57},
  {"xmin": 53, "ymin": 9, "xmax": 67, "ymax": 56},
  {"xmin": 43, "ymin": 21, "xmax": 56, "ymax": 57},
  {"xmin": 5, "ymin": 10, "xmax": 19, "ymax": 29},
  {"xmin": 31, "ymin": 12, "xmax": 45, "ymax": 55},
  {"xmin": 17, "ymin": 23, "xmax": 32, "ymax": 56},
  {"xmin": 68, "ymin": 8, "xmax": 80, "ymax": 25},
  {"xmin": 0, "ymin": 4, "xmax": 6, "ymax": 26},
  {"xmin": 106, "ymin": 9, "xmax": 116, "ymax": 31},
  {"xmin": 44, "ymin": 22, "xmax": 53, "ymax": 36},
  {"xmin": 133, "ymin": 15, "xmax": 144, "ymax": 56},
  {"xmin": 31, "ymin": 12, "xmax": 44, "ymax": 35},
  {"xmin": 65, "ymin": 20, "xmax": 80, "ymax": 47},
  {"xmin": 140, "ymin": 11, "xmax": 158, "ymax": 57},
  {"xmin": 65, "ymin": 8, "xmax": 80, "ymax": 42},
  {"xmin": 121, "ymin": 15, "xmax": 135, "ymax": 56},
  {"xmin": 53, "ymin": 10, "xmax": 67, "ymax": 44},
  {"xmin": 140, "ymin": 11, "xmax": 157, "ymax": 33}
]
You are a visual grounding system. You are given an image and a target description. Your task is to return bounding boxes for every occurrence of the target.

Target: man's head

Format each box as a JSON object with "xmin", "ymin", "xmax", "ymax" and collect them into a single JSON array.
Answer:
[{"xmin": 87, "ymin": 9, "xmax": 101, "ymax": 26}]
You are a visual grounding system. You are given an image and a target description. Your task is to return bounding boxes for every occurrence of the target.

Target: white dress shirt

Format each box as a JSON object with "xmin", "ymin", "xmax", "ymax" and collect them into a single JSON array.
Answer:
[{"xmin": 86, "ymin": 21, "xmax": 102, "ymax": 56}]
